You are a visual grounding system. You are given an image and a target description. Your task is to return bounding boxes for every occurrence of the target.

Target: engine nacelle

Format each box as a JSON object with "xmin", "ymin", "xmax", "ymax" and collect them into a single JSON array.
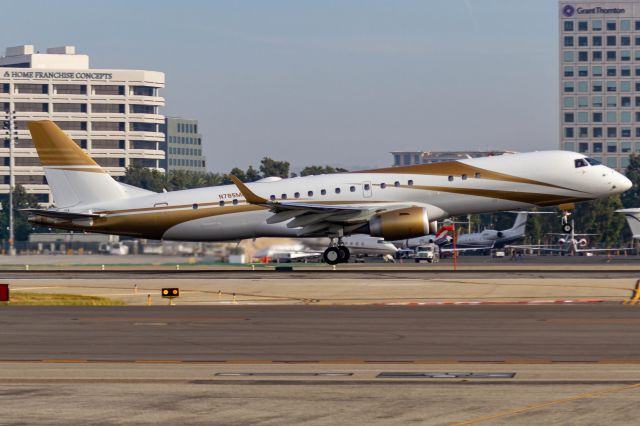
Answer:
[
  {"xmin": 369, "ymin": 207, "xmax": 431, "ymax": 241},
  {"xmin": 578, "ymin": 238, "xmax": 588, "ymax": 247},
  {"xmin": 559, "ymin": 238, "xmax": 567, "ymax": 245},
  {"xmin": 496, "ymin": 231, "xmax": 504, "ymax": 239}
]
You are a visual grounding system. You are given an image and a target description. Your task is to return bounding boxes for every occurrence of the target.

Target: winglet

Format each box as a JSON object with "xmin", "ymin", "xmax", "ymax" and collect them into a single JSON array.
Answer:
[{"xmin": 229, "ymin": 176, "xmax": 269, "ymax": 204}]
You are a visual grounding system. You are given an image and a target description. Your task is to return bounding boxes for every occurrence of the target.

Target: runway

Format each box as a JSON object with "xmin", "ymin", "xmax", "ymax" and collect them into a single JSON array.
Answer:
[{"xmin": 2, "ymin": 305, "xmax": 640, "ymax": 362}]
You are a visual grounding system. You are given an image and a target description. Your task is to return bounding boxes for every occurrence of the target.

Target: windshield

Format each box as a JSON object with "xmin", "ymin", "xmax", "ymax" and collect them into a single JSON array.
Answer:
[{"xmin": 585, "ymin": 157, "xmax": 602, "ymax": 166}]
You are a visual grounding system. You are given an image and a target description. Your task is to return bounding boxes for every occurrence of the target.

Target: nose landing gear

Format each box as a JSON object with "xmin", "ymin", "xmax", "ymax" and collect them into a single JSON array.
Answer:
[{"xmin": 322, "ymin": 238, "xmax": 350, "ymax": 265}]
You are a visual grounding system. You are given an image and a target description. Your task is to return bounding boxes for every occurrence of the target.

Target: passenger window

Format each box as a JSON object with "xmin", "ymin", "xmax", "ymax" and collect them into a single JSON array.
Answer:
[
  {"xmin": 232, "ymin": 199, "xmax": 238, "ymax": 205},
  {"xmin": 574, "ymin": 158, "xmax": 589, "ymax": 168},
  {"xmin": 294, "ymin": 192, "xmax": 300, "ymax": 198},
  {"xmin": 364, "ymin": 184, "xmax": 371, "ymax": 191},
  {"xmin": 192, "ymin": 203, "xmax": 198, "ymax": 210},
  {"xmin": 321, "ymin": 189, "xmax": 326, "ymax": 195},
  {"xmin": 219, "ymin": 200, "xmax": 225, "ymax": 207},
  {"xmin": 461, "ymin": 174, "xmax": 467, "ymax": 180},
  {"xmin": 475, "ymin": 172, "xmax": 481, "ymax": 178},
  {"xmin": 394, "ymin": 181, "xmax": 400, "ymax": 187},
  {"xmin": 350, "ymin": 186, "xmax": 356, "ymax": 192},
  {"xmin": 281, "ymin": 194, "xmax": 287, "ymax": 200},
  {"xmin": 335, "ymin": 188, "xmax": 341, "ymax": 194},
  {"xmin": 448, "ymin": 176, "xmax": 453, "ymax": 181},
  {"xmin": 408, "ymin": 180, "xmax": 414, "ymax": 186},
  {"xmin": 380, "ymin": 183, "xmax": 386, "ymax": 189},
  {"xmin": 270, "ymin": 195, "xmax": 276, "ymax": 201},
  {"xmin": 308, "ymin": 190, "xmax": 313, "ymax": 197}
]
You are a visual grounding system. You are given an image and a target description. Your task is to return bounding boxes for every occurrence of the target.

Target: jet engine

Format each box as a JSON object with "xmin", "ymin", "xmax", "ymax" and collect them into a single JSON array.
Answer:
[
  {"xmin": 368, "ymin": 207, "xmax": 432, "ymax": 241},
  {"xmin": 496, "ymin": 231, "xmax": 504, "ymax": 239},
  {"xmin": 559, "ymin": 238, "xmax": 567, "ymax": 244},
  {"xmin": 578, "ymin": 238, "xmax": 588, "ymax": 247}
]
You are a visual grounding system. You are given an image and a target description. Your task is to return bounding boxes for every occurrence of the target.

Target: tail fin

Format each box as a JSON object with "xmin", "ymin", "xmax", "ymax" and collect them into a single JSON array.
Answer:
[
  {"xmin": 508, "ymin": 212, "xmax": 529, "ymax": 235},
  {"xmin": 617, "ymin": 209, "xmax": 640, "ymax": 239},
  {"xmin": 28, "ymin": 120, "xmax": 127, "ymax": 208}
]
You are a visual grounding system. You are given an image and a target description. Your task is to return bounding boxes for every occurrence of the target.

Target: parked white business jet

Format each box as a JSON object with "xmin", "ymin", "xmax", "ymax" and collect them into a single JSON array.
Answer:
[
  {"xmin": 26, "ymin": 121, "xmax": 631, "ymax": 264},
  {"xmin": 396, "ymin": 211, "xmax": 537, "ymax": 250},
  {"xmin": 304, "ymin": 235, "xmax": 398, "ymax": 259}
]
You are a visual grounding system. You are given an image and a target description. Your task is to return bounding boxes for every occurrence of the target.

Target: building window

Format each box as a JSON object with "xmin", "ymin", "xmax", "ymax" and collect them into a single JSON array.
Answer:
[
  {"xmin": 92, "ymin": 103, "xmax": 124, "ymax": 113},
  {"xmin": 563, "ymin": 51, "xmax": 574, "ymax": 62},
  {"xmin": 564, "ymin": 66, "xmax": 574, "ymax": 77},
  {"xmin": 14, "ymin": 102, "xmax": 48, "ymax": 112},
  {"xmin": 92, "ymin": 122, "xmax": 125, "ymax": 131},
  {"xmin": 622, "ymin": 51, "xmax": 631, "ymax": 61},
  {"xmin": 563, "ymin": 142, "xmax": 575, "ymax": 152},
  {"xmin": 593, "ymin": 142, "xmax": 603, "ymax": 153},
  {"xmin": 593, "ymin": 36, "xmax": 602, "ymax": 47},
  {"xmin": 607, "ymin": 142, "xmax": 617, "ymax": 153},
  {"xmin": 593, "ymin": 112, "xmax": 603, "ymax": 123},
  {"xmin": 93, "ymin": 85, "xmax": 125, "ymax": 95},
  {"xmin": 606, "ymin": 35, "xmax": 616, "ymax": 46},
  {"xmin": 606, "ymin": 66, "xmax": 616, "ymax": 77},
  {"xmin": 563, "ymin": 97, "xmax": 574, "ymax": 108},
  {"xmin": 607, "ymin": 112, "xmax": 617, "ymax": 123},
  {"xmin": 606, "ymin": 51, "xmax": 616, "ymax": 61},
  {"xmin": 564, "ymin": 112, "xmax": 574, "ymax": 123},
  {"xmin": 607, "ymin": 157, "xmax": 618, "ymax": 169},
  {"xmin": 577, "ymin": 81, "xmax": 588, "ymax": 92},
  {"xmin": 578, "ymin": 127, "xmax": 588, "ymax": 138},
  {"xmin": 54, "ymin": 121, "xmax": 87, "ymax": 131},
  {"xmin": 578, "ymin": 66, "xmax": 588, "ymax": 77},
  {"xmin": 564, "ymin": 36, "xmax": 574, "ymax": 47},
  {"xmin": 592, "ymin": 96, "xmax": 602, "ymax": 107},
  {"xmin": 621, "ymin": 20, "xmax": 631, "ymax": 31},
  {"xmin": 577, "ymin": 112, "xmax": 588, "ymax": 123},
  {"xmin": 53, "ymin": 103, "xmax": 87, "ymax": 113},
  {"xmin": 606, "ymin": 96, "xmax": 617, "ymax": 107},
  {"xmin": 92, "ymin": 139, "xmax": 124, "ymax": 149},
  {"xmin": 130, "ymin": 104, "xmax": 156, "ymax": 114},
  {"xmin": 607, "ymin": 127, "xmax": 617, "ymax": 138},
  {"xmin": 564, "ymin": 82, "xmax": 574, "ymax": 93},
  {"xmin": 606, "ymin": 20, "xmax": 616, "ymax": 31},
  {"xmin": 622, "ymin": 36, "xmax": 631, "ymax": 47},
  {"xmin": 130, "ymin": 122, "xmax": 157, "ymax": 132},
  {"xmin": 622, "ymin": 142, "xmax": 632, "ymax": 152},
  {"xmin": 606, "ymin": 81, "xmax": 616, "ymax": 92},
  {"xmin": 564, "ymin": 21, "xmax": 573, "ymax": 31},
  {"xmin": 131, "ymin": 86, "xmax": 156, "ymax": 96},
  {"xmin": 15, "ymin": 84, "xmax": 48, "ymax": 94},
  {"xmin": 131, "ymin": 140, "xmax": 157, "ymax": 150},
  {"xmin": 579, "ymin": 21, "xmax": 588, "ymax": 31},
  {"xmin": 54, "ymin": 84, "xmax": 86, "ymax": 95},
  {"xmin": 578, "ymin": 51, "xmax": 588, "ymax": 61},
  {"xmin": 564, "ymin": 127, "xmax": 574, "ymax": 138},
  {"xmin": 622, "ymin": 67, "xmax": 631, "ymax": 77},
  {"xmin": 592, "ymin": 81, "xmax": 602, "ymax": 92},
  {"xmin": 593, "ymin": 127, "xmax": 603, "ymax": 138},
  {"xmin": 578, "ymin": 36, "xmax": 588, "ymax": 47},
  {"xmin": 578, "ymin": 143, "xmax": 589, "ymax": 153},
  {"xmin": 592, "ymin": 51, "xmax": 602, "ymax": 61},
  {"xmin": 593, "ymin": 20, "xmax": 602, "ymax": 31}
]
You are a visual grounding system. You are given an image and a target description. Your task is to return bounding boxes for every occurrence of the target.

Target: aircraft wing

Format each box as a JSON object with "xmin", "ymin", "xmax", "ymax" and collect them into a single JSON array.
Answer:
[
  {"xmin": 230, "ymin": 176, "xmax": 418, "ymax": 236},
  {"xmin": 575, "ymin": 247, "xmax": 634, "ymax": 253},
  {"xmin": 440, "ymin": 246, "xmax": 493, "ymax": 253}
]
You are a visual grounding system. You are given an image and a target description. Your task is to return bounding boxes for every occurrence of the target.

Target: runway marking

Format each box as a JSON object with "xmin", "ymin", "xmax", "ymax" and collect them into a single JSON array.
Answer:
[
  {"xmin": 75, "ymin": 316, "xmax": 249, "ymax": 322},
  {"xmin": 452, "ymin": 382, "xmax": 640, "ymax": 425}
]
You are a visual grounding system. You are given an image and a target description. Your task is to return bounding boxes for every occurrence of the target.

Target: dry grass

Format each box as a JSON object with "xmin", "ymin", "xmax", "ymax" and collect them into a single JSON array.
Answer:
[{"xmin": 2, "ymin": 292, "xmax": 125, "ymax": 306}]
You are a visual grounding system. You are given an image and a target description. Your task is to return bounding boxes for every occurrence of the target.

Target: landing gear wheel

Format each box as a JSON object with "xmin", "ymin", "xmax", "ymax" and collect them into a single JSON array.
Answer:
[
  {"xmin": 323, "ymin": 247, "xmax": 341, "ymax": 265},
  {"xmin": 562, "ymin": 224, "xmax": 572, "ymax": 233},
  {"xmin": 337, "ymin": 246, "xmax": 350, "ymax": 263}
]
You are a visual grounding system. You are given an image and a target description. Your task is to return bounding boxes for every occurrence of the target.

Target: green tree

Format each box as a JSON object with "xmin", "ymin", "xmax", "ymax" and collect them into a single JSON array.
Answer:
[
  {"xmin": 245, "ymin": 165, "xmax": 261, "ymax": 182},
  {"xmin": 0, "ymin": 185, "xmax": 40, "ymax": 241},
  {"xmin": 260, "ymin": 157, "xmax": 290, "ymax": 178},
  {"xmin": 622, "ymin": 153, "xmax": 640, "ymax": 208},
  {"xmin": 299, "ymin": 165, "xmax": 349, "ymax": 176}
]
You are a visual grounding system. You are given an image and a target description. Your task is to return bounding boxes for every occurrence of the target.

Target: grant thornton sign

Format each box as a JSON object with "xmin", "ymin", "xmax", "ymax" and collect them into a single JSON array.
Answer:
[{"xmin": 562, "ymin": 4, "xmax": 626, "ymax": 17}]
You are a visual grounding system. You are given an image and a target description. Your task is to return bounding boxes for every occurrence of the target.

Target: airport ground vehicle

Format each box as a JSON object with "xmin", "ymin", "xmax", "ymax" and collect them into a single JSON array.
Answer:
[
  {"xmin": 415, "ymin": 244, "xmax": 439, "ymax": 263},
  {"xmin": 26, "ymin": 121, "xmax": 632, "ymax": 265}
]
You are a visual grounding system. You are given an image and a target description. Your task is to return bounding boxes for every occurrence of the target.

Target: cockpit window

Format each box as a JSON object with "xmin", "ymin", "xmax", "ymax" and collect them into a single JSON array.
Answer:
[
  {"xmin": 585, "ymin": 157, "xmax": 602, "ymax": 166},
  {"xmin": 574, "ymin": 158, "xmax": 589, "ymax": 168}
]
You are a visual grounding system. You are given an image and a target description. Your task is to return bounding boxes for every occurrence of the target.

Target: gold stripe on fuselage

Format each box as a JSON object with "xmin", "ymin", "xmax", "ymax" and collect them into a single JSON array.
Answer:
[{"xmin": 363, "ymin": 162, "xmax": 585, "ymax": 193}]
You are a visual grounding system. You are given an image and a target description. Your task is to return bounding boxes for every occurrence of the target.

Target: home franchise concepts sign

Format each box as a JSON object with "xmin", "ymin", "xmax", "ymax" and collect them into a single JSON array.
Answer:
[{"xmin": 2, "ymin": 71, "xmax": 113, "ymax": 80}]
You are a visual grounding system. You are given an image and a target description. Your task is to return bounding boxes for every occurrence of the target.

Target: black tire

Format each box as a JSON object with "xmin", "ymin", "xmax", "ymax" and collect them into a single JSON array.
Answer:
[
  {"xmin": 323, "ymin": 247, "xmax": 341, "ymax": 265},
  {"xmin": 562, "ymin": 224, "xmax": 572, "ymax": 233},
  {"xmin": 337, "ymin": 246, "xmax": 350, "ymax": 263}
]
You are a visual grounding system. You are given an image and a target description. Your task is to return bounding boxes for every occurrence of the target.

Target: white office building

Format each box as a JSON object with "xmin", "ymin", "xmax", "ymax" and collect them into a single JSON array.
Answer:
[
  {"xmin": 559, "ymin": 1, "xmax": 640, "ymax": 171},
  {"xmin": 0, "ymin": 45, "xmax": 165, "ymax": 204}
]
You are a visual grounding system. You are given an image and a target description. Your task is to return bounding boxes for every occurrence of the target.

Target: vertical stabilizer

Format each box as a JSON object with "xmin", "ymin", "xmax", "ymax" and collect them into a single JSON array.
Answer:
[
  {"xmin": 28, "ymin": 120, "xmax": 127, "ymax": 208},
  {"xmin": 508, "ymin": 212, "xmax": 529, "ymax": 236},
  {"xmin": 617, "ymin": 208, "xmax": 640, "ymax": 239}
]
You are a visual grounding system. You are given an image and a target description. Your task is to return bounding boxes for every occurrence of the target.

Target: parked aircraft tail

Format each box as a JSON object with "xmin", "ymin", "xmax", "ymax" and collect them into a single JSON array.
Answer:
[
  {"xmin": 617, "ymin": 208, "xmax": 640, "ymax": 239},
  {"xmin": 28, "ymin": 120, "xmax": 141, "ymax": 208}
]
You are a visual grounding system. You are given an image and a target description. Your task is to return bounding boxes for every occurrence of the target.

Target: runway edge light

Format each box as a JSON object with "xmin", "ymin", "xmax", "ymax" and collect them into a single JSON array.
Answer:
[{"xmin": 161, "ymin": 288, "xmax": 179, "ymax": 298}]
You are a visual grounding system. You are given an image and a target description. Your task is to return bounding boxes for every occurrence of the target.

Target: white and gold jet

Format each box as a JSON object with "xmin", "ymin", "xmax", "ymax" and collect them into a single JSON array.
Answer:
[{"xmin": 26, "ymin": 121, "xmax": 631, "ymax": 264}]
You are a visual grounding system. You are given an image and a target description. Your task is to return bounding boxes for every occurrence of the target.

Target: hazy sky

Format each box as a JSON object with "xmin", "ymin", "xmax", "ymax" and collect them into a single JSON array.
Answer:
[{"xmin": 4, "ymin": 0, "xmax": 560, "ymax": 172}]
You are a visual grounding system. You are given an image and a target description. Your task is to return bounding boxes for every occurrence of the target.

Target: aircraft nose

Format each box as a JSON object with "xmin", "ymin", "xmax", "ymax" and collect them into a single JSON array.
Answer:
[{"xmin": 618, "ymin": 174, "xmax": 633, "ymax": 192}]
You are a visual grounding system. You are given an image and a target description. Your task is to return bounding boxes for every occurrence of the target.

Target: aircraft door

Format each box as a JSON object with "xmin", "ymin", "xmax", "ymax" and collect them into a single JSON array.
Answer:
[{"xmin": 363, "ymin": 181, "xmax": 372, "ymax": 198}]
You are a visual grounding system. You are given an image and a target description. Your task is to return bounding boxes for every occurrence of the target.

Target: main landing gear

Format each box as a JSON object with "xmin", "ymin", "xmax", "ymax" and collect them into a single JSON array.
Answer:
[{"xmin": 323, "ymin": 239, "xmax": 350, "ymax": 265}]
